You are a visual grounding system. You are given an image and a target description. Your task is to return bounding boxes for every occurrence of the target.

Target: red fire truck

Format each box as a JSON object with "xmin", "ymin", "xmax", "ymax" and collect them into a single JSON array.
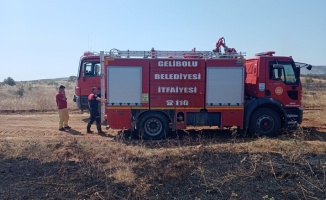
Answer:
[{"xmin": 74, "ymin": 38, "xmax": 311, "ymax": 139}]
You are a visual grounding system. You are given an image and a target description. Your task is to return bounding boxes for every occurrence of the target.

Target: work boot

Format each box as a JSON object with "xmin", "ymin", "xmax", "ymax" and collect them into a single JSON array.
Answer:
[
  {"xmin": 87, "ymin": 123, "xmax": 93, "ymax": 133},
  {"xmin": 97, "ymin": 124, "xmax": 105, "ymax": 134}
]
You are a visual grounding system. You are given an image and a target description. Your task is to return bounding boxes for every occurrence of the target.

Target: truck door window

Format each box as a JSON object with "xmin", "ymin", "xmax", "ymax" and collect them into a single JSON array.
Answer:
[
  {"xmin": 283, "ymin": 64, "xmax": 296, "ymax": 84},
  {"xmin": 272, "ymin": 68, "xmax": 284, "ymax": 81},
  {"xmin": 84, "ymin": 62, "xmax": 101, "ymax": 77},
  {"xmin": 269, "ymin": 62, "xmax": 297, "ymax": 85}
]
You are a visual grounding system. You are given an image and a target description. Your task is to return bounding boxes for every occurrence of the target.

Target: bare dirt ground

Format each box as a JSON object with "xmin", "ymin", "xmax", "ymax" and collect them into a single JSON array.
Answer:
[{"xmin": 0, "ymin": 109, "xmax": 325, "ymax": 199}]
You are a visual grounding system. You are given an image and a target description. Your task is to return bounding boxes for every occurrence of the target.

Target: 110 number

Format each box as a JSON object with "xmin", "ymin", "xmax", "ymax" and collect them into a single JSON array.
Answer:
[{"xmin": 175, "ymin": 100, "xmax": 189, "ymax": 106}]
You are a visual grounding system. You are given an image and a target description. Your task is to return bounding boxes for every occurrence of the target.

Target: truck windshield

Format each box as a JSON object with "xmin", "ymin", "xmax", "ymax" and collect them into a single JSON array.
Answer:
[
  {"xmin": 270, "ymin": 62, "xmax": 298, "ymax": 85},
  {"xmin": 84, "ymin": 62, "xmax": 101, "ymax": 77}
]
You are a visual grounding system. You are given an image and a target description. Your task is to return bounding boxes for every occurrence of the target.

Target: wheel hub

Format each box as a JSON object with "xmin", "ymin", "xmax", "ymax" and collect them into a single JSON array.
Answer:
[
  {"xmin": 144, "ymin": 118, "xmax": 162, "ymax": 136},
  {"xmin": 256, "ymin": 115, "xmax": 274, "ymax": 133}
]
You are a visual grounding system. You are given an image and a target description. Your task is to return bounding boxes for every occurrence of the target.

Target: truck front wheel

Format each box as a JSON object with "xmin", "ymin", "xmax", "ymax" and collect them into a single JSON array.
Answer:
[
  {"xmin": 249, "ymin": 108, "xmax": 281, "ymax": 137},
  {"xmin": 138, "ymin": 113, "xmax": 168, "ymax": 140}
]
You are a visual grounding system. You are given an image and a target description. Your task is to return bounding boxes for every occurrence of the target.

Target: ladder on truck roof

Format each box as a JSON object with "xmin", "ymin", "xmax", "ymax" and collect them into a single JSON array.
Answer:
[{"xmin": 104, "ymin": 48, "xmax": 245, "ymax": 59}]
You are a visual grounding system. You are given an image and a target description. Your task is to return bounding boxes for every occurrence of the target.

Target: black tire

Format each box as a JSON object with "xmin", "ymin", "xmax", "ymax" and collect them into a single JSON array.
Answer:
[
  {"xmin": 249, "ymin": 108, "xmax": 281, "ymax": 137},
  {"xmin": 138, "ymin": 113, "xmax": 168, "ymax": 140}
]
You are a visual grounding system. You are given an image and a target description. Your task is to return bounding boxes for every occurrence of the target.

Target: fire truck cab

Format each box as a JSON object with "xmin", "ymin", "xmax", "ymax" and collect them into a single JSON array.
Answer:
[
  {"xmin": 244, "ymin": 51, "xmax": 308, "ymax": 137},
  {"xmin": 74, "ymin": 52, "xmax": 102, "ymax": 110}
]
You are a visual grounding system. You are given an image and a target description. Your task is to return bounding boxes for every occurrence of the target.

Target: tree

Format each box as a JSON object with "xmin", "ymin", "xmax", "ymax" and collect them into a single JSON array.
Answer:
[
  {"xmin": 3, "ymin": 77, "xmax": 16, "ymax": 86},
  {"xmin": 68, "ymin": 76, "xmax": 77, "ymax": 82}
]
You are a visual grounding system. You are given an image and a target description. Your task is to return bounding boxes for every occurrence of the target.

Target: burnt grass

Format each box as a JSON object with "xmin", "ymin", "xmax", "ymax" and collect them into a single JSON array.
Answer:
[
  {"xmin": 0, "ymin": 133, "xmax": 325, "ymax": 200},
  {"xmin": 0, "ymin": 152, "xmax": 325, "ymax": 199}
]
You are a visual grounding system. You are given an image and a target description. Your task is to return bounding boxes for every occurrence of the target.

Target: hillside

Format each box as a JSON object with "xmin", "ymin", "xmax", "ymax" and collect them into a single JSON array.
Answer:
[{"xmin": 301, "ymin": 65, "xmax": 326, "ymax": 75}]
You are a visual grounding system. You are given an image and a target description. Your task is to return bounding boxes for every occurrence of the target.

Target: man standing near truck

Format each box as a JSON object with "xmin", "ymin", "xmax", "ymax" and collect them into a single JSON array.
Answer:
[
  {"xmin": 56, "ymin": 85, "xmax": 70, "ymax": 131},
  {"xmin": 87, "ymin": 87, "xmax": 105, "ymax": 134}
]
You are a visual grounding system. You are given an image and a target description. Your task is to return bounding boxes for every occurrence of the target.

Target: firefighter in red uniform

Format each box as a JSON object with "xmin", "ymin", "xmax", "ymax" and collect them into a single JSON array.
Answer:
[{"xmin": 87, "ymin": 87, "xmax": 105, "ymax": 134}]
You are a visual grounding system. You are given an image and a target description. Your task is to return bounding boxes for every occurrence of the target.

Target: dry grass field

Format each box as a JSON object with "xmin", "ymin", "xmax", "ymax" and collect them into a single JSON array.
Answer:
[
  {"xmin": 0, "ymin": 77, "xmax": 325, "ymax": 199},
  {"xmin": 0, "ymin": 80, "xmax": 77, "ymax": 111}
]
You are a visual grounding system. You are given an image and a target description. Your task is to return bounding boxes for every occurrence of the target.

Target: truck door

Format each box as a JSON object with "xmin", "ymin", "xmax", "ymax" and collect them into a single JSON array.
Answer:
[
  {"xmin": 81, "ymin": 61, "xmax": 101, "ymax": 95},
  {"xmin": 265, "ymin": 59, "xmax": 301, "ymax": 108}
]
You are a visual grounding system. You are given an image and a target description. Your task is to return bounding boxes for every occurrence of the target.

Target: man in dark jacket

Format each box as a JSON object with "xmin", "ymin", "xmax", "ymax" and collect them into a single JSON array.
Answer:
[{"xmin": 87, "ymin": 87, "xmax": 105, "ymax": 134}]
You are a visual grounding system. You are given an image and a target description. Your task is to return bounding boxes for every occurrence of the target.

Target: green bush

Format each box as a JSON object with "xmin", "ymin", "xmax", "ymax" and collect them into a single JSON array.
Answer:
[
  {"xmin": 4, "ymin": 77, "xmax": 16, "ymax": 86},
  {"xmin": 15, "ymin": 85, "xmax": 25, "ymax": 97},
  {"xmin": 68, "ymin": 76, "xmax": 77, "ymax": 82}
]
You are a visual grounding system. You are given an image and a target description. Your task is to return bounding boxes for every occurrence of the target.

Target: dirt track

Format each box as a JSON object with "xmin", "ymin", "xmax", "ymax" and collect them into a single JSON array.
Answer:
[
  {"xmin": 0, "ymin": 110, "xmax": 117, "ymax": 142},
  {"xmin": 0, "ymin": 109, "xmax": 325, "ymax": 142},
  {"xmin": 0, "ymin": 110, "xmax": 325, "ymax": 199}
]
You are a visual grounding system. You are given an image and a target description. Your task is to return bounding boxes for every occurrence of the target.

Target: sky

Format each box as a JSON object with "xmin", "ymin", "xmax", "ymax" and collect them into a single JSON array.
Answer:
[{"xmin": 0, "ymin": 0, "xmax": 326, "ymax": 81}]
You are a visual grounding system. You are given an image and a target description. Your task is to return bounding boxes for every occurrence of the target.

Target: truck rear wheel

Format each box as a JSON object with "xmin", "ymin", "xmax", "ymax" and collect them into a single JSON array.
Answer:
[
  {"xmin": 249, "ymin": 108, "xmax": 281, "ymax": 137},
  {"xmin": 138, "ymin": 113, "xmax": 168, "ymax": 140}
]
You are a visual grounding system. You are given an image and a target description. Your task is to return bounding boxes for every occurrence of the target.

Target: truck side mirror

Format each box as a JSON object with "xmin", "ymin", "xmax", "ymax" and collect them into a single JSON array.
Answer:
[
  {"xmin": 306, "ymin": 65, "xmax": 312, "ymax": 71},
  {"xmin": 82, "ymin": 66, "xmax": 86, "ymax": 81},
  {"xmin": 272, "ymin": 64, "xmax": 284, "ymax": 69},
  {"xmin": 82, "ymin": 63, "xmax": 86, "ymax": 77},
  {"xmin": 82, "ymin": 62, "xmax": 91, "ymax": 81},
  {"xmin": 294, "ymin": 62, "xmax": 312, "ymax": 71}
]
